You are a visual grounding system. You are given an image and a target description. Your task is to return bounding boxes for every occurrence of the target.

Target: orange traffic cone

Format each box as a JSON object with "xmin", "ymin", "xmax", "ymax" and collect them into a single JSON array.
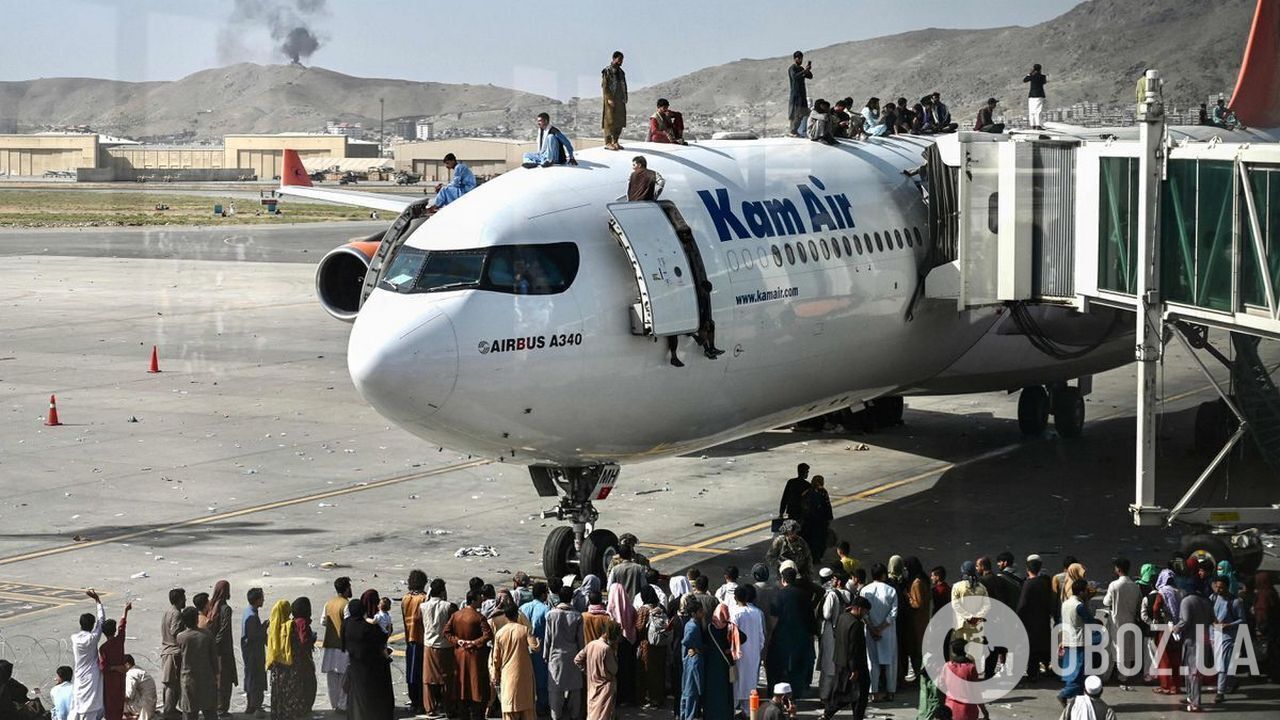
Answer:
[
  {"xmin": 148, "ymin": 346, "xmax": 161, "ymax": 373},
  {"xmin": 44, "ymin": 394, "xmax": 62, "ymax": 426}
]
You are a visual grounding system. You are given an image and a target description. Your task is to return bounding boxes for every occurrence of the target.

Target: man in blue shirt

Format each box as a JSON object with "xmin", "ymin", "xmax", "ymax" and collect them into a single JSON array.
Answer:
[
  {"xmin": 1211, "ymin": 577, "xmax": 1245, "ymax": 704},
  {"xmin": 50, "ymin": 666, "xmax": 74, "ymax": 720},
  {"xmin": 680, "ymin": 599, "xmax": 706, "ymax": 720},
  {"xmin": 430, "ymin": 153, "xmax": 476, "ymax": 212},
  {"xmin": 519, "ymin": 582, "xmax": 553, "ymax": 716},
  {"xmin": 522, "ymin": 113, "xmax": 578, "ymax": 168}
]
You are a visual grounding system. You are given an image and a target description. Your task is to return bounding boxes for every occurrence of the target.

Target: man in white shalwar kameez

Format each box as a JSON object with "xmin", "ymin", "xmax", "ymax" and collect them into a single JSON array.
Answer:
[
  {"xmin": 860, "ymin": 565, "xmax": 899, "ymax": 698},
  {"xmin": 728, "ymin": 585, "xmax": 765, "ymax": 716},
  {"xmin": 71, "ymin": 590, "xmax": 107, "ymax": 720},
  {"xmin": 817, "ymin": 568, "xmax": 850, "ymax": 701}
]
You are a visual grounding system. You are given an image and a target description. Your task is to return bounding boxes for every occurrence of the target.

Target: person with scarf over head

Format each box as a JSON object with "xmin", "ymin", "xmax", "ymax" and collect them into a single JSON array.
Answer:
[
  {"xmin": 634, "ymin": 586, "xmax": 669, "ymax": 709},
  {"xmin": 666, "ymin": 578, "xmax": 694, "ymax": 717},
  {"xmin": 574, "ymin": 576, "xmax": 602, "ymax": 614},
  {"xmin": 1143, "ymin": 569, "xmax": 1183, "ymax": 695},
  {"xmin": 704, "ymin": 603, "xmax": 741, "ymax": 720},
  {"xmin": 266, "ymin": 601, "xmax": 298, "ymax": 720},
  {"xmin": 1057, "ymin": 675, "xmax": 1116, "ymax": 720},
  {"xmin": 290, "ymin": 598, "xmax": 318, "ymax": 716},
  {"xmin": 204, "ymin": 581, "xmax": 237, "ymax": 717},
  {"xmin": 344, "ymin": 593, "xmax": 394, "ymax": 720},
  {"xmin": 1059, "ymin": 563, "xmax": 1089, "ymax": 604},
  {"xmin": 887, "ymin": 556, "xmax": 914, "ymax": 684},
  {"xmin": 606, "ymin": 583, "xmax": 638, "ymax": 706},
  {"xmin": 902, "ymin": 557, "xmax": 930, "ymax": 683},
  {"xmin": 728, "ymin": 585, "xmax": 764, "ymax": 717}
]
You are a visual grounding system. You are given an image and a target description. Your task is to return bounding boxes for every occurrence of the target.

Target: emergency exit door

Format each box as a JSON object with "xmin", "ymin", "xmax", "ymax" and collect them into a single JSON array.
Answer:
[{"xmin": 607, "ymin": 202, "xmax": 700, "ymax": 337}]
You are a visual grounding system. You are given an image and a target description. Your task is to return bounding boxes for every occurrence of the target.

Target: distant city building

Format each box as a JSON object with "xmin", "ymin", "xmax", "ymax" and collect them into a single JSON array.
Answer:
[
  {"xmin": 325, "ymin": 121, "xmax": 363, "ymax": 139},
  {"xmin": 394, "ymin": 118, "xmax": 419, "ymax": 140},
  {"xmin": 415, "ymin": 119, "xmax": 435, "ymax": 141}
]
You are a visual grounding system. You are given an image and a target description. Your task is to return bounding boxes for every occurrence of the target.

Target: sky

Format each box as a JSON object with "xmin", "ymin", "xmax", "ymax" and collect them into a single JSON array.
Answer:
[{"xmin": 0, "ymin": 0, "xmax": 1085, "ymax": 99}]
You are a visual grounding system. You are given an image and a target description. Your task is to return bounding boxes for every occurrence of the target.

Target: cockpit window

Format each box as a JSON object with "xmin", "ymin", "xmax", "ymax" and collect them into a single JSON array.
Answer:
[{"xmin": 378, "ymin": 243, "xmax": 579, "ymax": 296}]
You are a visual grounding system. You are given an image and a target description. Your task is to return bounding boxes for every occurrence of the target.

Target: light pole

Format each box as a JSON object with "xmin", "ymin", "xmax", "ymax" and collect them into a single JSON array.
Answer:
[{"xmin": 379, "ymin": 98, "xmax": 385, "ymax": 157}]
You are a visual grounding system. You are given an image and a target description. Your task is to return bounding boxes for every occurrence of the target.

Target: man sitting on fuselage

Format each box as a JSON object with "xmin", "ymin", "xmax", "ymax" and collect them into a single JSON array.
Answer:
[{"xmin": 522, "ymin": 113, "xmax": 579, "ymax": 168}]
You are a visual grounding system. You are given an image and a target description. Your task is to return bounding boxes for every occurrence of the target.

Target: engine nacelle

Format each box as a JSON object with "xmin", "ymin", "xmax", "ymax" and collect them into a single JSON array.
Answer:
[{"xmin": 315, "ymin": 235, "xmax": 381, "ymax": 322}]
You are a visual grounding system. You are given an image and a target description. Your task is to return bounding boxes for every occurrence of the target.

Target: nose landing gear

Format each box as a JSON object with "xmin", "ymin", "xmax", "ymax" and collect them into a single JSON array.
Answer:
[{"xmin": 530, "ymin": 465, "xmax": 622, "ymax": 581}]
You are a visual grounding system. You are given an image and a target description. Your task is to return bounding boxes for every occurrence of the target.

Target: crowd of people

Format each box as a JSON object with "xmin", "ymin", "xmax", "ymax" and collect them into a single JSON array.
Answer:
[{"xmin": 1, "ymin": 465, "xmax": 1277, "ymax": 720}]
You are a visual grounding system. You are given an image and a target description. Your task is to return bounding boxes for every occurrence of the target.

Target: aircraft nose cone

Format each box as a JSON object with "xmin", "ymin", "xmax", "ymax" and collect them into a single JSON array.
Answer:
[{"xmin": 348, "ymin": 303, "xmax": 459, "ymax": 421}]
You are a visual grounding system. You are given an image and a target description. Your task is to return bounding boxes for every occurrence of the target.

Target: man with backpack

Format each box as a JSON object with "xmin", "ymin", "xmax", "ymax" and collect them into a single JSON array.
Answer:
[{"xmin": 635, "ymin": 587, "xmax": 670, "ymax": 708}]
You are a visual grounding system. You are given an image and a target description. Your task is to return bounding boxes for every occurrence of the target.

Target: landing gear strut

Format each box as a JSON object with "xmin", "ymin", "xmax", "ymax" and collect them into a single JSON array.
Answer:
[{"xmin": 530, "ymin": 465, "xmax": 622, "ymax": 581}]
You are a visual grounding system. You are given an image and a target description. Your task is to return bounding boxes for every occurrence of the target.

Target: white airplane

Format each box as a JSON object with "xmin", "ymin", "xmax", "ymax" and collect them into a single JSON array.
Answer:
[{"xmin": 280, "ymin": 2, "xmax": 1280, "ymax": 580}]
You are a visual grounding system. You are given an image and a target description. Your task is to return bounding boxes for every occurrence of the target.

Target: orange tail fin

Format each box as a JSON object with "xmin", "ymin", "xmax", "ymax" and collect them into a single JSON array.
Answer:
[
  {"xmin": 1229, "ymin": 0, "xmax": 1280, "ymax": 128},
  {"xmin": 281, "ymin": 149, "xmax": 313, "ymax": 187}
]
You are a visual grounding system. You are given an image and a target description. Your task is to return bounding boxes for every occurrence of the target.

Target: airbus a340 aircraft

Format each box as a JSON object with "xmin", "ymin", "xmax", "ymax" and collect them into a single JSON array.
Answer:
[{"xmin": 279, "ymin": 3, "xmax": 1280, "ymax": 580}]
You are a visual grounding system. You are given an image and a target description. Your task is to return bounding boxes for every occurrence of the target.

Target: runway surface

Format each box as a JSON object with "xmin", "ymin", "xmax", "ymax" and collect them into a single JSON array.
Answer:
[{"xmin": 0, "ymin": 222, "xmax": 1275, "ymax": 719}]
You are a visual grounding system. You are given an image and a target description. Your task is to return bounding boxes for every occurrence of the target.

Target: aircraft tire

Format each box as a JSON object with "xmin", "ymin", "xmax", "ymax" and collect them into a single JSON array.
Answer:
[
  {"xmin": 579, "ymin": 529, "xmax": 619, "ymax": 580},
  {"xmin": 1053, "ymin": 386, "xmax": 1085, "ymax": 438},
  {"xmin": 1180, "ymin": 533, "xmax": 1232, "ymax": 569},
  {"xmin": 1017, "ymin": 386, "xmax": 1050, "ymax": 436},
  {"xmin": 872, "ymin": 396, "xmax": 905, "ymax": 426},
  {"xmin": 542, "ymin": 526, "xmax": 576, "ymax": 581}
]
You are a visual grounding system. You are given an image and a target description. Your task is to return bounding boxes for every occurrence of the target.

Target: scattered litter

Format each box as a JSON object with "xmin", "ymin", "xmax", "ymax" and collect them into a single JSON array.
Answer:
[
  {"xmin": 633, "ymin": 487, "xmax": 670, "ymax": 496},
  {"xmin": 244, "ymin": 468, "xmax": 258, "ymax": 475},
  {"xmin": 261, "ymin": 571, "xmax": 271, "ymax": 577},
  {"xmin": 851, "ymin": 443, "xmax": 870, "ymax": 451},
  {"xmin": 455, "ymin": 546, "xmax": 500, "ymax": 558},
  {"xmin": 130, "ymin": 571, "xmax": 149, "ymax": 579},
  {"xmin": 279, "ymin": 561, "xmax": 292, "ymax": 567},
  {"xmin": 71, "ymin": 514, "xmax": 80, "ymax": 520},
  {"xmin": 127, "ymin": 416, "xmax": 139, "ymax": 423},
  {"xmin": 72, "ymin": 534, "xmax": 88, "ymax": 542},
  {"xmin": 408, "ymin": 494, "xmax": 419, "ymax": 499},
  {"xmin": 693, "ymin": 522, "xmax": 706, "ymax": 527},
  {"xmin": 421, "ymin": 528, "xmax": 453, "ymax": 536},
  {"xmin": 318, "ymin": 502, "xmax": 335, "ymax": 508},
  {"xmin": 320, "ymin": 561, "xmax": 341, "ymax": 569},
  {"xmin": 154, "ymin": 556, "xmax": 164, "ymax": 561}
]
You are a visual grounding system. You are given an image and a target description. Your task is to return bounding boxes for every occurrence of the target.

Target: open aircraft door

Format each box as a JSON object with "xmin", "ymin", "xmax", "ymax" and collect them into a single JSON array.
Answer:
[{"xmin": 607, "ymin": 202, "xmax": 700, "ymax": 337}]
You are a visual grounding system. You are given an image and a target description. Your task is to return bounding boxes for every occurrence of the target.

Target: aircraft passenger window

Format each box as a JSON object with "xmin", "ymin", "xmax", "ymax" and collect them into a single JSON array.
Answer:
[
  {"xmin": 874, "ymin": 232, "xmax": 884, "ymax": 252},
  {"xmin": 809, "ymin": 240, "xmax": 819, "ymax": 261},
  {"xmin": 894, "ymin": 229, "xmax": 903, "ymax": 249},
  {"xmin": 831, "ymin": 238, "xmax": 841, "ymax": 259},
  {"xmin": 727, "ymin": 251, "xmax": 740, "ymax": 271},
  {"xmin": 741, "ymin": 250, "xmax": 753, "ymax": 270},
  {"xmin": 904, "ymin": 229, "xmax": 913, "ymax": 247},
  {"xmin": 772, "ymin": 245, "xmax": 784, "ymax": 266},
  {"xmin": 797, "ymin": 242, "xmax": 808, "ymax": 263},
  {"xmin": 758, "ymin": 247, "xmax": 769, "ymax": 267},
  {"xmin": 784, "ymin": 243, "xmax": 795, "ymax": 265},
  {"xmin": 912, "ymin": 227, "xmax": 923, "ymax": 246},
  {"xmin": 853, "ymin": 235, "xmax": 863, "ymax": 254},
  {"xmin": 843, "ymin": 236, "xmax": 853, "ymax": 255},
  {"xmin": 481, "ymin": 243, "xmax": 580, "ymax": 295}
]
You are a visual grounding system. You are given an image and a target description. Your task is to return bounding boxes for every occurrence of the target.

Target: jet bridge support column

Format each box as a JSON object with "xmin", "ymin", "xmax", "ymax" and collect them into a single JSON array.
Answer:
[{"xmin": 1131, "ymin": 70, "xmax": 1167, "ymax": 527}]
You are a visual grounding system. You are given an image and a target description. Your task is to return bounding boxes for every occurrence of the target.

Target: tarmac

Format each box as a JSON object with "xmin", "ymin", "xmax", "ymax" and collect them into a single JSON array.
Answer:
[{"xmin": 0, "ymin": 221, "xmax": 1276, "ymax": 719}]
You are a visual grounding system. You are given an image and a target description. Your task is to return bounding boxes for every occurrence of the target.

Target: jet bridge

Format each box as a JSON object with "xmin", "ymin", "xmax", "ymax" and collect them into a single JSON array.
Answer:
[{"xmin": 924, "ymin": 70, "xmax": 1280, "ymax": 573}]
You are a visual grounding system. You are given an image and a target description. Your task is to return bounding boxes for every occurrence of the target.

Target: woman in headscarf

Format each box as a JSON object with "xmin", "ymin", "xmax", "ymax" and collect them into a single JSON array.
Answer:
[
  {"xmin": 205, "ymin": 580, "xmax": 237, "ymax": 717},
  {"xmin": 606, "ymin": 582, "xmax": 638, "ymax": 706},
  {"xmin": 290, "ymin": 597, "xmax": 317, "ymax": 716},
  {"xmin": 575, "ymin": 575, "xmax": 602, "ymax": 614},
  {"xmin": 266, "ymin": 600, "xmax": 298, "ymax": 720},
  {"xmin": 666, "ymin": 585, "xmax": 694, "ymax": 719},
  {"xmin": 1059, "ymin": 563, "xmax": 1088, "ymax": 603},
  {"xmin": 634, "ymin": 585, "xmax": 668, "ymax": 709},
  {"xmin": 1146, "ymin": 569, "xmax": 1183, "ymax": 695},
  {"xmin": 343, "ymin": 594, "xmax": 394, "ymax": 720},
  {"xmin": 1216, "ymin": 560, "xmax": 1241, "ymax": 595},
  {"xmin": 703, "ymin": 603, "xmax": 740, "ymax": 720},
  {"xmin": 886, "ymin": 555, "xmax": 912, "ymax": 684},
  {"xmin": 902, "ymin": 556, "xmax": 930, "ymax": 682}
]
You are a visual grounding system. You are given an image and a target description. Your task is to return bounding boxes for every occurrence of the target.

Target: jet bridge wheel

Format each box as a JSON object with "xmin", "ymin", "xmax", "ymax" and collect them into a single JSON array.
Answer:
[
  {"xmin": 1017, "ymin": 386, "xmax": 1050, "ymax": 436},
  {"xmin": 542, "ymin": 527, "xmax": 577, "ymax": 581}
]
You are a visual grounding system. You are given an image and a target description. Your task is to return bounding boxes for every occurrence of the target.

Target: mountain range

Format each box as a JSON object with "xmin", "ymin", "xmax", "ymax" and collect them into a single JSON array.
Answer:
[{"xmin": 0, "ymin": 0, "xmax": 1258, "ymax": 142}]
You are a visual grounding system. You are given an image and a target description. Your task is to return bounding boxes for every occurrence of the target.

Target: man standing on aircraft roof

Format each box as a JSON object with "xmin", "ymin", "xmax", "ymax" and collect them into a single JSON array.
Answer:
[
  {"xmin": 430, "ymin": 154, "xmax": 476, "ymax": 213},
  {"xmin": 788, "ymin": 51, "xmax": 813, "ymax": 137},
  {"xmin": 1023, "ymin": 63, "xmax": 1048, "ymax": 129},
  {"xmin": 523, "ymin": 114, "xmax": 578, "ymax": 168},
  {"xmin": 974, "ymin": 98, "xmax": 1005, "ymax": 134},
  {"xmin": 649, "ymin": 99, "xmax": 687, "ymax": 144},
  {"xmin": 602, "ymin": 51, "xmax": 628, "ymax": 151}
]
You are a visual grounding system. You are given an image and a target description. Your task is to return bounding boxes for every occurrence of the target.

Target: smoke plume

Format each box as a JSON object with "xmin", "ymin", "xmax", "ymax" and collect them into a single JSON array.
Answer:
[{"xmin": 221, "ymin": 0, "xmax": 328, "ymax": 66}]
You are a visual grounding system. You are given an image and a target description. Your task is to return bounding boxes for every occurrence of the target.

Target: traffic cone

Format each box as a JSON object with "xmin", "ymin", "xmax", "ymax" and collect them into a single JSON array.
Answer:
[
  {"xmin": 44, "ymin": 394, "xmax": 62, "ymax": 426},
  {"xmin": 749, "ymin": 690, "xmax": 759, "ymax": 720},
  {"xmin": 147, "ymin": 346, "xmax": 161, "ymax": 374}
]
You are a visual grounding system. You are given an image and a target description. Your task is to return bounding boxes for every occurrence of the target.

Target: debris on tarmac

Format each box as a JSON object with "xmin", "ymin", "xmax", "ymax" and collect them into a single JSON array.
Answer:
[
  {"xmin": 130, "ymin": 571, "xmax": 148, "ymax": 579},
  {"xmin": 421, "ymin": 528, "xmax": 453, "ymax": 536},
  {"xmin": 455, "ymin": 546, "xmax": 499, "ymax": 558},
  {"xmin": 633, "ymin": 487, "xmax": 670, "ymax": 496}
]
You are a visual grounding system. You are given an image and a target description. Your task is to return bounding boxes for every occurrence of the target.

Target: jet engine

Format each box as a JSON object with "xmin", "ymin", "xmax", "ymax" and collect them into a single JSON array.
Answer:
[{"xmin": 315, "ymin": 232, "xmax": 382, "ymax": 322}]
